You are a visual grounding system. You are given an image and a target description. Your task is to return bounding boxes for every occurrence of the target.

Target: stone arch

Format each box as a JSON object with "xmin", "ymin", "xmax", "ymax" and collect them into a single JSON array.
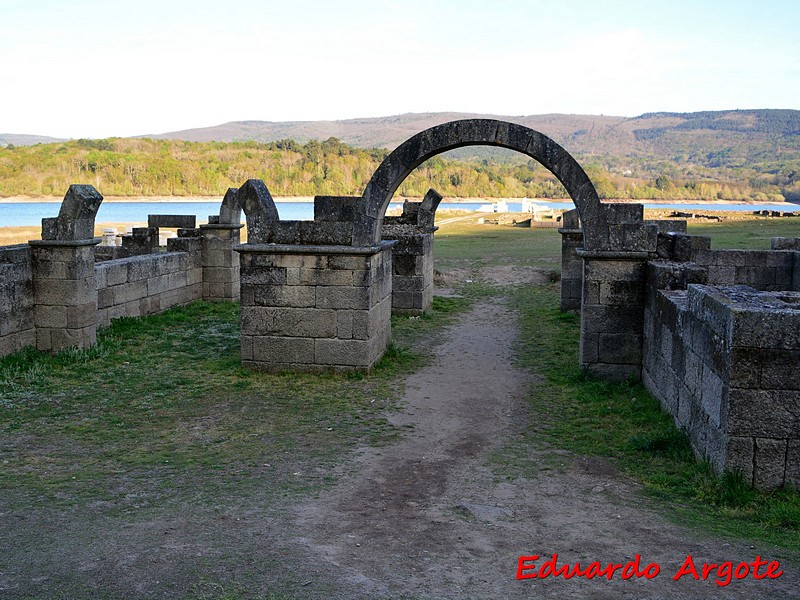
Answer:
[
  {"xmin": 236, "ymin": 179, "xmax": 280, "ymax": 243},
  {"xmin": 219, "ymin": 187, "xmax": 242, "ymax": 225},
  {"xmin": 359, "ymin": 119, "xmax": 610, "ymax": 249},
  {"xmin": 41, "ymin": 184, "xmax": 104, "ymax": 241}
]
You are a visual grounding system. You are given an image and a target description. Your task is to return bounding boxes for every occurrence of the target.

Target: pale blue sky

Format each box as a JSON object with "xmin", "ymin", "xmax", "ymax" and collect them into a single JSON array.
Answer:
[{"xmin": 2, "ymin": 0, "xmax": 798, "ymax": 138}]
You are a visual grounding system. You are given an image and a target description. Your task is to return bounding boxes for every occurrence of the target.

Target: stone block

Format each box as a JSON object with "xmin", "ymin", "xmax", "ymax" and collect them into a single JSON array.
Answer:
[
  {"xmin": 156, "ymin": 252, "xmax": 184, "ymax": 275},
  {"xmin": 127, "ymin": 258, "xmax": 157, "ymax": 282},
  {"xmin": 579, "ymin": 332, "xmax": 599, "ymax": 364},
  {"xmin": 239, "ymin": 266, "xmax": 286, "ymax": 285},
  {"xmin": 34, "ymin": 277, "xmax": 96, "ymax": 306},
  {"xmin": 241, "ymin": 306, "xmax": 336, "ymax": 338},
  {"xmin": 725, "ymin": 388, "xmax": 798, "ymax": 438},
  {"xmin": 187, "ymin": 267, "xmax": 204, "ymax": 287},
  {"xmin": 731, "ymin": 307, "xmax": 800, "ymax": 350},
  {"xmin": 700, "ymin": 367, "xmax": 725, "ymax": 427},
  {"xmin": 299, "ymin": 268, "xmax": 353, "ymax": 286},
  {"xmin": 112, "ymin": 280, "xmax": 147, "ymax": 306},
  {"xmin": 146, "ymin": 274, "xmax": 172, "ymax": 296},
  {"xmin": 759, "ymin": 349, "xmax": 800, "ymax": 390},
  {"xmin": 706, "ymin": 265, "xmax": 736, "ymax": 285},
  {"xmin": 34, "ymin": 305, "xmax": 67, "ymax": 328},
  {"xmin": 584, "ymin": 362, "xmax": 641, "ymax": 381},
  {"xmin": 97, "ymin": 287, "xmax": 113, "ymax": 309},
  {"xmin": 599, "ymin": 333, "xmax": 642, "ymax": 364},
  {"xmin": 50, "ymin": 327, "xmax": 90, "ymax": 351},
  {"xmin": 104, "ymin": 262, "xmax": 128, "ymax": 286},
  {"xmin": 336, "ymin": 310, "xmax": 355, "ymax": 339},
  {"xmin": 728, "ymin": 347, "xmax": 762, "ymax": 389},
  {"xmin": 786, "ymin": 439, "xmax": 800, "ymax": 489},
  {"xmin": 724, "ymin": 436, "xmax": 755, "ymax": 484},
  {"xmin": 598, "ymin": 280, "xmax": 644, "ymax": 306},
  {"xmin": 753, "ymin": 438, "xmax": 788, "ymax": 489},
  {"xmin": 252, "ymin": 284, "xmax": 315, "ymax": 308},
  {"xmin": 316, "ymin": 285, "xmax": 372, "ymax": 310},
  {"xmin": 315, "ymin": 338, "xmax": 374, "ymax": 367},
  {"xmin": 241, "ymin": 335, "xmax": 254, "ymax": 361},
  {"xmin": 252, "ymin": 336, "xmax": 315, "ymax": 364},
  {"xmin": 66, "ymin": 302, "xmax": 97, "ymax": 329}
]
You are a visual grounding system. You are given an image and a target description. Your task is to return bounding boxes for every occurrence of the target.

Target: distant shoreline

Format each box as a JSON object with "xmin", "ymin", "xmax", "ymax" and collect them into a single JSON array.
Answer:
[{"xmin": 0, "ymin": 195, "xmax": 796, "ymax": 207}]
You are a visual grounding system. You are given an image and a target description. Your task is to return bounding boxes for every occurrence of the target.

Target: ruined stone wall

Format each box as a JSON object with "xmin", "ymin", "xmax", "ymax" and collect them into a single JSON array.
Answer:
[
  {"xmin": 94, "ymin": 242, "xmax": 203, "ymax": 328},
  {"xmin": 0, "ymin": 245, "xmax": 35, "ymax": 356},
  {"xmin": 641, "ymin": 235, "xmax": 800, "ymax": 489},
  {"xmin": 643, "ymin": 283, "xmax": 800, "ymax": 489}
]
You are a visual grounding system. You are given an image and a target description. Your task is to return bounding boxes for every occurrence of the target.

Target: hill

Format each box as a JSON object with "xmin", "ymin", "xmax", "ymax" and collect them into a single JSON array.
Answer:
[
  {"xmin": 146, "ymin": 109, "xmax": 800, "ymax": 166},
  {"xmin": 1, "ymin": 110, "xmax": 798, "ymax": 202},
  {"xmin": 0, "ymin": 133, "xmax": 68, "ymax": 147}
]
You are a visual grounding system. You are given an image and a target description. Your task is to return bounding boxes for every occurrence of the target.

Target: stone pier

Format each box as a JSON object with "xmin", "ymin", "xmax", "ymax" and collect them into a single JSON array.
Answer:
[
  {"xmin": 31, "ymin": 185, "xmax": 103, "ymax": 351},
  {"xmin": 381, "ymin": 189, "xmax": 441, "ymax": 315},
  {"xmin": 199, "ymin": 188, "xmax": 245, "ymax": 302},
  {"xmin": 235, "ymin": 184, "xmax": 395, "ymax": 372},
  {"xmin": 237, "ymin": 242, "xmax": 393, "ymax": 372},
  {"xmin": 558, "ymin": 209, "xmax": 583, "ymax": 312}
]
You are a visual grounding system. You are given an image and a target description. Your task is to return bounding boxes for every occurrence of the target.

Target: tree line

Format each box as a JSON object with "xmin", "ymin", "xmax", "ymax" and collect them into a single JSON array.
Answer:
[{"xmin": 0, "ymin": 137, "xmax": 797, "ymax": 202}]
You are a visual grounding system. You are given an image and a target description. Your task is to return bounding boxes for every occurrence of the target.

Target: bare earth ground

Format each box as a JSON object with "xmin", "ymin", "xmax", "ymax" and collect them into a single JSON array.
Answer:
[
  {"xmin": 289, "ymin": 295, "xmax": 799, "ymax": 600},
  {"xmin": 2, "ymin": 273, "xmax": 799, "ymax": 599}
]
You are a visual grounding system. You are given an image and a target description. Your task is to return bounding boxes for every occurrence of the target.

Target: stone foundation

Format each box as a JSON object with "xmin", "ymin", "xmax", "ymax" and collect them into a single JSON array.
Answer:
[
  {"xmin": 236, "ymin": 242, "xmax": 394, "ymax": 372},
  {"xmin": 644, "ymin": 284, "xmax": 800, "ymax": 489}
]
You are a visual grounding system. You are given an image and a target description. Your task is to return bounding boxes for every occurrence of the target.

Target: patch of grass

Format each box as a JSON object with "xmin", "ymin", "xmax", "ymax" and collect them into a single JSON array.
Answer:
[
  {"xmin": 0, "ymin": 299, "xmax": 460, "ymax": 512},
  {"xmin": 434, "ymin": 221, "xmax": 562, "ymax": 272},
  {"xmin": 510, "ymin": 283, "xmax": 800, "ymax": 550},
  {"xmin": 687, "ymin": 216, "xmax": 800, "ymax": 249}
]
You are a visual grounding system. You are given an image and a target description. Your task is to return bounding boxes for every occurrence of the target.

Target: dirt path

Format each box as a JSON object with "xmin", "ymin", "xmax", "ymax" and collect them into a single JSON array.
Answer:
[{"xmin": 290, "ymin": 297, "xmax": 799, "ymax": 599}]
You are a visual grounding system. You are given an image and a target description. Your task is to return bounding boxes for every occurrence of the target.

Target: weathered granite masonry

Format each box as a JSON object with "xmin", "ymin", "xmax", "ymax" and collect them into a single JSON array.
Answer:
[
  {"xmin": 638, "ymin": 233, "xmax": 800, "ymax": 488},
  {"xmin": 235, "ymin": 184, "xmax": 395, "ymax": 371},
  {"xmin": 31, "ymin": 185, "xmax": 103, "ymax": 351},
  {"xmin": 201, "ymin": 188, "xmax": 244, "ymax": 302},
  {"xmin": 95, "ymin": 246, "xmax": 203, "ymax": 327},
  {"xmin": 237, "ymin": 242, "xmax": 393, "ymax": 372},
  {"xmin": 0, "ymin": 244, "xmax": 35, "ymax": 356},
  {"xmin": 558, "ymin": 209, "xmax": 583, "ymax": 312},
  {"xmin": 381, "ymin": 188, "xmax": 442, "ymax": 314},
  {"xmin": 4, "ymin": 120, "xmax": 799, "ymax": 490},
  {"xmin": 0, "ymin": 185, "xmax": 238, "ymax": 358},
  {"xmin": 643, "ymin": 284, "xmax": 800, "ymax": 489}
]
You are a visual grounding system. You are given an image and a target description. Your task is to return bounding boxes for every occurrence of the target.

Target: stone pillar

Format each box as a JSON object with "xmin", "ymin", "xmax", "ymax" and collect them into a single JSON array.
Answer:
[
  {"xmin": 383, "ymin": 232, "xmax": 434, "ymax": 315},
  {"xmin": 29, "ymin": 238, "xmax": 100, "ymax": 352},
  {"xmin": 381, "ymin": 188, "xmax": 440, "ymax": 315},
  {"xmin": 558, "ymin": 209, "xmax": 583, "ymax": 312},
  {"xmin": 236, "ymin": 241, "xmax": 395, "ymax": 372},
  {"xmin": 577, "ymin": 250, "xmax": 649, "ymax": 381},
  {"xmin": 200, "ymin": 223, "xmax": 244, "ymax": 301}
]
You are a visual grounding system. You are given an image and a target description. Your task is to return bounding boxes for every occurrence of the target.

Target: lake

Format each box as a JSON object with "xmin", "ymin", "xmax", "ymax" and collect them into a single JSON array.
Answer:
[{"xmin": 0, "ymin": 199, "xmax": 795, "ymax": 228}]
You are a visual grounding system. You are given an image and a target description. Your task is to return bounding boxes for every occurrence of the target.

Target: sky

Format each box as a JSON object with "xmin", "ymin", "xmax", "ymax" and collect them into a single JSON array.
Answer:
[{"xmin": 1, "ymin": 0, "xmax": 799, "ymax": 139}]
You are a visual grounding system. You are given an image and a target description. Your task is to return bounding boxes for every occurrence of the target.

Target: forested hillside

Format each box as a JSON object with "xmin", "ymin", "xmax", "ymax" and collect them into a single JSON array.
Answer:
[{"xmin": 1, "ymin": 117, "xmax": 798, "ymax": 201}]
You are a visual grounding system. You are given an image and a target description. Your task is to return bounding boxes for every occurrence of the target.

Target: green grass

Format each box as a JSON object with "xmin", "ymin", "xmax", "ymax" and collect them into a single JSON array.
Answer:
[
  {"xmin": 688, "ymin": 216, "xmax": 800, "ymax": 248},
  {"xmin": 434, "ymin": 217, "xmax": 562, "ymax": 271},
  {"xmin": 0, "ymin": 298, "xmax": 469, "ymax": 513},
  {"xmin": 509, "ymin": 283, "xmax": 800, "ymax": 550}
]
